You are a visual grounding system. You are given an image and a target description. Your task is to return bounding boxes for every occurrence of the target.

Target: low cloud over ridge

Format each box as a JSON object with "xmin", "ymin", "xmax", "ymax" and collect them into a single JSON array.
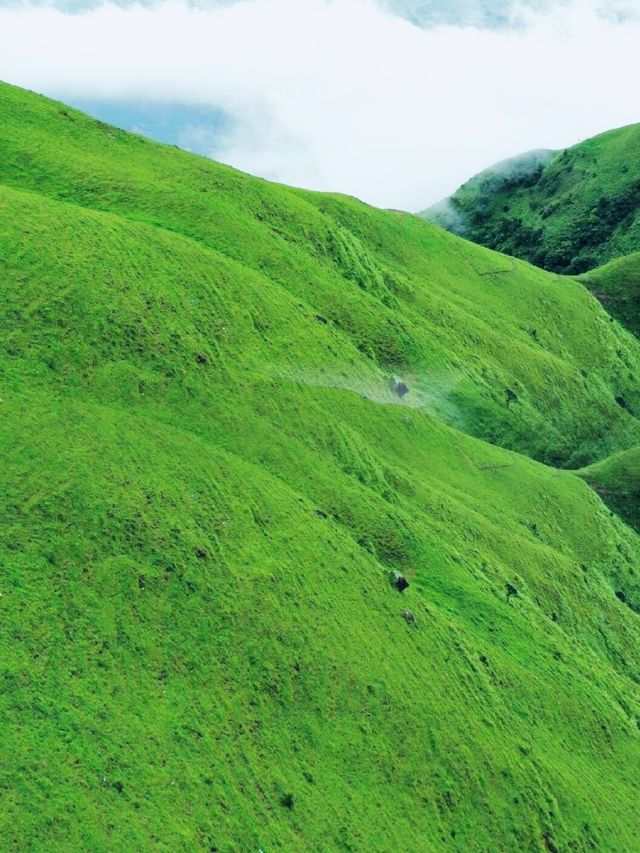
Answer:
[{"xmin": 0, "ymin": 0, "xmax": 639, "ymax": 208}]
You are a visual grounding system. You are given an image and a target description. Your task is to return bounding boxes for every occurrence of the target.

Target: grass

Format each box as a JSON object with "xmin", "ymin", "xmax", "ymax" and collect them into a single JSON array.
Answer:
[
  {"xmin": 579, "ymin": 252, "xmax": 640, "ymax": 338},
  {"xmin": 579, "ymin": 444, "xmax": 640, "ymax": 534},
  {"xmin": 421, "ymin": 123, "xmax": 640, "ymax": 275},
  {"xmin": 3, "ymin": 81, "xmax": 640, "ymax": 850}
]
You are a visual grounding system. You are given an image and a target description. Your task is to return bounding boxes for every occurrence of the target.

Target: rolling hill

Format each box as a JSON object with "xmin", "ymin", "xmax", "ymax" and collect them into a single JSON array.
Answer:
[
  {"xmin": 421, "ymin": 123, "xmax": 640, "ymax": 275},
  {"xmin": 579, "ymin": 251, "xmax": 640, "ymax": 338},
  {"xmin": 3, "ymin": 81, "xmax": 640, "ymax": 851},
  {"xmin": 579, "ymin": 444, "xmax": 640, "ymax": 534}
]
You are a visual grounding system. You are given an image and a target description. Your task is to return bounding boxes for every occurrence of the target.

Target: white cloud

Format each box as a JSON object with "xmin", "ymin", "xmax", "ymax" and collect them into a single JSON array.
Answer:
[{"xmin": 0, "ymin": 0, "xmax": 638, "ymax": 209}]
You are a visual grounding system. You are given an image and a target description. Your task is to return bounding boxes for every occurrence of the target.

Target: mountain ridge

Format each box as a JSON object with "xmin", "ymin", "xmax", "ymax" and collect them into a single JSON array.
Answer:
[
  {"xmin": 3, "ymin": 80, "xmax": 640, "ymax": 850},
  {"xmin": 420, "ymin": 122, "xmax": 640, "ymax": 275}
]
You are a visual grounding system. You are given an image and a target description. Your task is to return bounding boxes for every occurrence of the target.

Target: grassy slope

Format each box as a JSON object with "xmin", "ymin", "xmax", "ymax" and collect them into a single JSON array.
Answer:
[
  {"xmin": 3, "ymin": 83, "xmax": 640, "ymax": 469},
  {"xmin": 579, "ymin": 252, "xmax": 640, "ymax": 338},
  {"xmin": 3, "ymin": 82, "xmax": 640, "ymax": 850},
  {"xmin": 421, "ymin": 123, "xmax": 640, "ymax": 275},
  {"xmin": 579, "ymin": 444, "xmax": 640, "ymax": 534}
]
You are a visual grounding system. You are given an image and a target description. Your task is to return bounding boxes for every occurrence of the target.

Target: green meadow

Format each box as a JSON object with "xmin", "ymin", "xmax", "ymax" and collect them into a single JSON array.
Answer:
[{"xmin": 2, "ymin": 81, "xmax": 640, "ymax": 851}]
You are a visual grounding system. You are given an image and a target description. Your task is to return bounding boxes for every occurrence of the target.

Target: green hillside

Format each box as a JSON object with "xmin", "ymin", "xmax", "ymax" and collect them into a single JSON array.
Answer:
[
  {"xmin": 579, "ymin": 252, "xmax": 640, "ymax": 338},
  {"xmin": 579, "ymin": 445, "xmax": 640, "ymax": 534},
  {"xmin": 3, "ymin": 81, "xmax": 640, "ymax": 851},
  {"xmin": 421, "ymin": 124, "xmax": 640, "ymax": 275}
]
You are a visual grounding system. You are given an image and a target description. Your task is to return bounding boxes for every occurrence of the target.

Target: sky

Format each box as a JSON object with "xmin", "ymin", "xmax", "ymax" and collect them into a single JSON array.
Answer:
[{"xmin": 0, "ymin": 0, "xmax": 639, "ymax": 209}]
